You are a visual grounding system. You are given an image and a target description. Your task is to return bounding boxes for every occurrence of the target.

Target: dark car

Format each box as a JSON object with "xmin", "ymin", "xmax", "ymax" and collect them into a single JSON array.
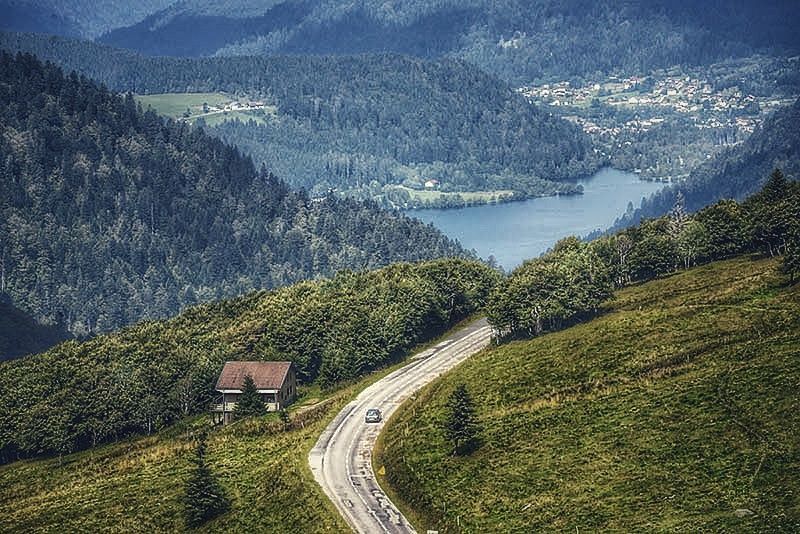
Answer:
[{"xmin": 365, "ymin": 408, "xmax": 382, "ymax": 423}]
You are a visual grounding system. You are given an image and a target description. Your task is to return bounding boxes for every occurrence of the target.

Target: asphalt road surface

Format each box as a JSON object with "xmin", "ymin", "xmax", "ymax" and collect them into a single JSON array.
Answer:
[{"xmin": 309, "ymin": 318, "xmax": 493, "ymax": 533}]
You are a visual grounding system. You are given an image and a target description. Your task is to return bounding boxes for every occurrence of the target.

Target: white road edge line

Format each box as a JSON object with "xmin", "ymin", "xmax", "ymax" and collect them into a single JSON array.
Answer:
[{"xmin": 309, "ymin": 320, "xmax": 493, "ymax": 533}]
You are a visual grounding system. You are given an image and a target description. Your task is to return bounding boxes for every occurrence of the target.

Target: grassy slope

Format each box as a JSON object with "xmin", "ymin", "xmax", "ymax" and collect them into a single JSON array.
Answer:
[
  {"xmin": 0, "ymin": 392, "xmax": 348, "ymax": 533},
  {"xmin": 391, "ymin": 186, "xmax": 516, "ymax": 203},
  {"xmin": 377, "ymin": 256, "xmax": 800, "ymax": 532},
  {"xmin": 0, "ymin": 314, "xmax": 482, "ymax": 532},
  {"xmin": 133, "ymin": 92, "xmax": 276, "ymax": 126}
]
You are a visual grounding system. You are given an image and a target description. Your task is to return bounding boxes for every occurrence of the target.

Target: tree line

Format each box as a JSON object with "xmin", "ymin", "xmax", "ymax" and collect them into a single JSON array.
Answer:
[
  {"xmin": 488, "ymin": 169, "xmax": 800, "ymax": 338},
  {"xmin": 0, "ymin": 257, "xmax": 500, "ymax": 463}
]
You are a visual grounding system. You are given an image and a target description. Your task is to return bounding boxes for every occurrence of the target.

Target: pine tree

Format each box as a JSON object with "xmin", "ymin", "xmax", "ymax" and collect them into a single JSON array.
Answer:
[
  {"xmin": 234, "ymin": 374, "xmax": 265, "ymax": 417},
  {"xmin": 443, "ymin": 384, "xmax": 481, "ymax": 456},
  {"xmin": 184, "ymin": 433, "xmax": 229, "ymax": 528}
]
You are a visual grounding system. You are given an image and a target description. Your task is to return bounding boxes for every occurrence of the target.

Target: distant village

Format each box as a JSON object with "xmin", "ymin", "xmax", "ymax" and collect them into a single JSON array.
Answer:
[
  {"xmin": 179, "ymin": 97, "xmax": 271, "ymax": 121},
  {"xmin": 518, "ymin": 67, "xmax": 796, "ymax": 139},
  {"xmin": 517, "ymin": 57, "xmax": 799, "ymax": 181}
]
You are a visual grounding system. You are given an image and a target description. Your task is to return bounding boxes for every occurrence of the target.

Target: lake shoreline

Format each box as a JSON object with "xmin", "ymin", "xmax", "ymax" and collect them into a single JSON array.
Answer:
[{"xmin": 405, "ymin": 168, "xmax": 665, "ymax": 269}]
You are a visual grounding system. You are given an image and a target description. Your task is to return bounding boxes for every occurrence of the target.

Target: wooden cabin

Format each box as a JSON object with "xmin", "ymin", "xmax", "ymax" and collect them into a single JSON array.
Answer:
[{"xmin": 212, "ymin": 361, "xmax": 297, "ymax": 424}]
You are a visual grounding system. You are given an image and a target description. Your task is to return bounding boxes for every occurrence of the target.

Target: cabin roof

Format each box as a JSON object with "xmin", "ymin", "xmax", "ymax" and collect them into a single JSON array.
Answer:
[{"xmin": 215, "ymin": 361, "xmax": 292, "ymax": 391}]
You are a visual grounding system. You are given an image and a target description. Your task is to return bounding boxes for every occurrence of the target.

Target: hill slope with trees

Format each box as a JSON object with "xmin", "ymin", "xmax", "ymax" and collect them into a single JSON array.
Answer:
[
  {"xmin": 378, "ymin": 255, "xmax": 799, "ymax": 531},
  {"xmin": 98, "ymin": 0, "xmax": 800, "ymax": 84},
  {"xmin": 0, "ymin": 257, "xmax": 499, "ymax": 462},
  {"xmin": 489, "ymin": 169, "xmax": 800, "ymax": 340},
  {"xmin": 0, "ymin": 51, "xmax": 467, "ymax": 340},
  {"xmin": 608, "ymin": 99, "xmax": 800, "ymax": 232},
  {"xmin": 0, "ymin": 32, "xmax": 600, "ymax": 203},
  {"xmin": 376, "ymin": 172, "xmax": 800, "ymax": 531}
]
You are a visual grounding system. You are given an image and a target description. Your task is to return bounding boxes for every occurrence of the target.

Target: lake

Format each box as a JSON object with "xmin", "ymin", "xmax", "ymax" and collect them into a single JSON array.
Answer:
[{"xmin": 406, "ymin": 168, "xmax": 665, "ymax": 270}]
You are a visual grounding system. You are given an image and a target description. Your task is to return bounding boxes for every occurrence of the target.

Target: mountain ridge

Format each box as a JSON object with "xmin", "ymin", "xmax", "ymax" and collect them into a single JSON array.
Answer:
[{"xmin": 97, "ymin": 0, "xmax": 800, "ymax": 84}]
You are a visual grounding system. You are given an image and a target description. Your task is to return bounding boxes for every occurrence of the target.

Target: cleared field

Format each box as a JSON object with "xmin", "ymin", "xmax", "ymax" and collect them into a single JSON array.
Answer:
[
  {"xmin": 0, "ymin": 390, "xmax": 347, "ymax": 533},
  {"xmin": 134, "ymin": 92, "xmax": 276, "ymax": 126},
  {"xmin": 376, "ymin": 256, "xmax": 800, "ymax": 532},
  {"xmin": 391, "ymin": 185, "xmax": 515, "ymax": 203}
]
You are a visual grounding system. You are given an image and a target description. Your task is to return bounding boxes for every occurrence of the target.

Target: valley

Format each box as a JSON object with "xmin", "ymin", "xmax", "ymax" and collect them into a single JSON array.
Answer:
[{"xmin": 0, "ymin": 2, "xmax": 798, "ymax": 532}]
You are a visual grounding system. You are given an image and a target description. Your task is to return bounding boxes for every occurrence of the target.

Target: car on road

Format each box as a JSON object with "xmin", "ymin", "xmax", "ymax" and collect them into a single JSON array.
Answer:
[{"xmin": 365, "ymin": 408, "xmax": 382, "ymax": 423}]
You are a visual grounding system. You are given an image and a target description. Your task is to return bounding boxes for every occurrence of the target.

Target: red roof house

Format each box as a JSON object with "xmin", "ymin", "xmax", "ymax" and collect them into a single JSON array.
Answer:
[{"xmin": 213, "ymin": 361, "xmax": 297, "ymax": 424}]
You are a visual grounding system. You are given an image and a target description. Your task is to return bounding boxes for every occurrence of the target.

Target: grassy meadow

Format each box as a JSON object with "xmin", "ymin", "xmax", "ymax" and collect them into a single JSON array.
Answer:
[
  {"xmin": 391, "ymin": 186, "xmax": 516, "ymax": 204},
  {"xmin": 376, "ymin": 256, "xmax": 800, "ymax": 532},
  {"xmin": 134, "ymin": 92, "xmax": 276, "ymax": 126},
  {"xmin": 0, "ymin": 389, "xmax": 348, "ymax": 533}
]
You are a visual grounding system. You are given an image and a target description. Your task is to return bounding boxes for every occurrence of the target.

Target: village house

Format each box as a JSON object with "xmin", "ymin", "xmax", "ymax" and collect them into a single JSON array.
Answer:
[{"xmin": 212, "ymin": 361, "xmax": 297, "ymax": 424}]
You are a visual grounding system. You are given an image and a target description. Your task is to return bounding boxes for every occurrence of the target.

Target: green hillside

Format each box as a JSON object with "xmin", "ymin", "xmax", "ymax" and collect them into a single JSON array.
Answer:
[
  {"xmin": 0, "ymin": 373, "xmax": 355, "ymax": 532},
  {"xmin": 377, "ymin": 256, "xmax": 800, "ymax": 531},
  {"xmin": 0, "ymin": 257, "xmax": 498, "ymax": 462}
]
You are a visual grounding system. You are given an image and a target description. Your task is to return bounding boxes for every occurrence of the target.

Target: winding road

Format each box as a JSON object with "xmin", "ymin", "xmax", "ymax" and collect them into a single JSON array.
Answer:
[{"xmin": 309, "ymin": 318, "xmax": 493, "ymax": 533}]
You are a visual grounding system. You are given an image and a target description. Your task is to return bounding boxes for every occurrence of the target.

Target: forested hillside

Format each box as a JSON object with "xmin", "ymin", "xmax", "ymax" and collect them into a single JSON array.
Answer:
[
  {"xmin": 0, "ymin": 52, "xmax": 467, "ymax": 339},
  {"xmin": 608, "ymin": 99, "xmax": 800, "ymax": 232},
  {"xmin": 0, "ymin": 257, "xmax": 499, "ymax": 462},
  {"xmin": 98, "ymin": 0, "xmax": 800, "ymax": 84},
  {"xmin": 0, "ymin": 33, "xmax": 599, "ymax": 202},
  {"xmin": 489, "ymin": 169, "xmax": 800, "ymax": 340}
]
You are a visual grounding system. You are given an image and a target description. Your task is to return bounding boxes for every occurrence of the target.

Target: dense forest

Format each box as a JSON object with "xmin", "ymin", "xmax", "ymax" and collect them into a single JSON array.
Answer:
[
  {"xmin": 0, "ymin": 32, "xmax": 600, "ymax": 200},
  {"xmin": 0, "ymin": 257, "xmax": 500, "ymax": 462},
  {"xmin": 0, "ymin": 51, "xmax": 468, "ymax": 342},
  {"xmin": 94, "ymin": 0, "xmax": 800, "ymax": 84},
  {"xmin": 488, "ymin": 170, "xmax": 800, "ymax": 338},
  {"xmin": 607, "ymin": 98, "xmax": 800, "ymax": 232}
]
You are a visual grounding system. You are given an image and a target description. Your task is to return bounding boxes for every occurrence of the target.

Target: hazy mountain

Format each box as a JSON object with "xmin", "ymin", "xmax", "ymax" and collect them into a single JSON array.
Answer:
[
  {"xmin": 0, "ymin": 294, "xmax": 71, "ymax": 361},
  {"xmin": 98, "ymin": 0, "xmax": 800, "ymax": 84},
  {"xmin": 0, "ymin": 0, "xmax": 176, "ymax": 38}
]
